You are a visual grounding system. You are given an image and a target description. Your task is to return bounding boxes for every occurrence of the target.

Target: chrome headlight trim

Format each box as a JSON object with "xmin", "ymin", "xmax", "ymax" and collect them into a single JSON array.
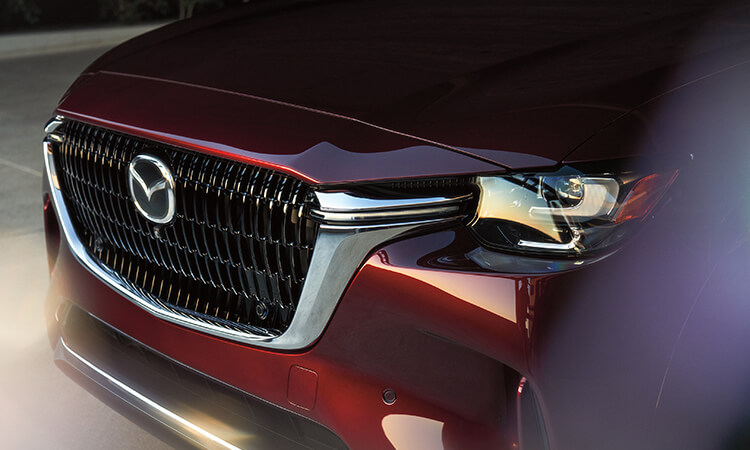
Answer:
[{"xmin": 311, "ymin": 191, "xmax": 472, "ymax": 225}]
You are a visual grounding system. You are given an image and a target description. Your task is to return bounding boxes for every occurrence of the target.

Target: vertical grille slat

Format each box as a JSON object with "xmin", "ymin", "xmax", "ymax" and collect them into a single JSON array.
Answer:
[{"xmin": 53, "ymin": 120, "xmax": 318, "ymax": 335}]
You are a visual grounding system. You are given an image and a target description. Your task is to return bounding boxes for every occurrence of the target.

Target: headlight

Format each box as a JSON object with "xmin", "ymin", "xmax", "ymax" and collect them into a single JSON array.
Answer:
[{"xmin": 470, "ymin": 165, "xmax": 678, "ymax": 257}]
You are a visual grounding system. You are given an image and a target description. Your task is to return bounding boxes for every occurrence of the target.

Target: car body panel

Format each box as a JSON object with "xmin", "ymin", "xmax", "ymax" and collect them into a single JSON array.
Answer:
[
  {"xmin": 43, "ymin": 1, "xmax": 750, "ymax": 449},
  {"xmin": 56, "ymin": 72, "xmax": 505, "ymax": 184},
  {"xmin": 47, "ymin": 223, "xmax": 521, "ymax": 449},
  {"xmin": 76, "ymin": 0, "xmax": 750, "ymax": 169}
]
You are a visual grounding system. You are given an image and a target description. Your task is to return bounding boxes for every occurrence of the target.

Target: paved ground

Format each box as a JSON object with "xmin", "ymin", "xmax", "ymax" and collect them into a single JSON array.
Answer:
[
  {"xmin": 0, "ymin": 23, "xmax": 165, "ymax": 60},
  {"xmin": 0, "ymin": 48, "xmax": 171, "ymax": 449}
]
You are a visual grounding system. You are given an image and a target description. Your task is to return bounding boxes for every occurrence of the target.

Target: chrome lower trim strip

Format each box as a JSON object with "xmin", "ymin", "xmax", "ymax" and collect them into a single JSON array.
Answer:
[
  {"xmin": 45, "ymin": 123, "xmax": 465, "ymax": 350},
  {"xmin": 54, "ymin": 337, "xmax": 241, "ymax": 450}
]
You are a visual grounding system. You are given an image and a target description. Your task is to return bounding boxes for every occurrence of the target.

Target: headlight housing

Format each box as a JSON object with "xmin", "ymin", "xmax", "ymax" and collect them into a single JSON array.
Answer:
[{"xmin": 470, "ymin": 165, "xmax": 678, "ymax": 257}]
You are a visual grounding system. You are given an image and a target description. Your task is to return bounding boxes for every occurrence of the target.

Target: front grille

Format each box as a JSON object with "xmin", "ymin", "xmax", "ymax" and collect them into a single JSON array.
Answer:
[{"xmin": 53, "ymin": 120, "xmax": 318, "ymax": 335}]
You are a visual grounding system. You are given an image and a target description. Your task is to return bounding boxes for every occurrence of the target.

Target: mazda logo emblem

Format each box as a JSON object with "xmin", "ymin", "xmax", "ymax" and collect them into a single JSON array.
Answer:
[{"xmin": 128, "ymin": 154, "xmax": 176, "ymax": 224}]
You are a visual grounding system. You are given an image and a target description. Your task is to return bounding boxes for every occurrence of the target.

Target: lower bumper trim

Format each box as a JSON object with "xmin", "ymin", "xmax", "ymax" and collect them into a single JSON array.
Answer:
[
  {"xmin": 55, "ymin": 337, "xmax": 241, "ymax": 450},
  {"xmin": 53, "ymin": 304, "xmax": 348, "ymax": 449}
]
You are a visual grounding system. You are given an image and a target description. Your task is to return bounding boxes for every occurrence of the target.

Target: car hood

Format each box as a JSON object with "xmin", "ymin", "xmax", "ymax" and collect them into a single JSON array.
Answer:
[{"xmin": 63, "ymin": 0, "xmax": 750, "ymax": 180}]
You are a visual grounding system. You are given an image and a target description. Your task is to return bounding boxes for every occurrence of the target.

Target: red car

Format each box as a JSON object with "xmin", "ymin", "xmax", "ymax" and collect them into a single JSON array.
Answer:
[{"xmin": 43, "ymin": 1, "xmax": 750, "ymax": 449}]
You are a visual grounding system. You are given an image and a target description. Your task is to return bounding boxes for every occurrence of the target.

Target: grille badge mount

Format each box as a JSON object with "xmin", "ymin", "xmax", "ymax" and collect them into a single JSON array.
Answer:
[{"xmin": 128, "ymin": 154, "xmax": 176, "ymax": 224}]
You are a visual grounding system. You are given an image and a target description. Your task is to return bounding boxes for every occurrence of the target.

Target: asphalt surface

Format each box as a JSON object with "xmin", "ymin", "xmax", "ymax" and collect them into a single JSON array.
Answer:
[{"xmin": 0, "ymin": 49, "xmax": 172, "ymax": 449}]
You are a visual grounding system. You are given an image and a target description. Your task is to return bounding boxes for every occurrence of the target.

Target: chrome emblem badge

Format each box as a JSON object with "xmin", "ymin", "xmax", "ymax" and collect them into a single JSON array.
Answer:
[{"xmin": 128, "ymin": 154, "xmax": 176, "ymax": 224}]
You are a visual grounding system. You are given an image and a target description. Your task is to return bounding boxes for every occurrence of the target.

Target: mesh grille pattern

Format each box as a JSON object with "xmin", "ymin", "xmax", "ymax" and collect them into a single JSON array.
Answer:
[{"xmin": 54, "ymin": 120, "xmax": 318, "ymax": 335}]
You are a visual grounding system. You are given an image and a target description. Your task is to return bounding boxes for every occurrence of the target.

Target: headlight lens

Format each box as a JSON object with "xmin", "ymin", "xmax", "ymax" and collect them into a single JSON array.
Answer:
[{"xmin": 470, "ymin": 167, "xmax": 678, "ymax": 256}]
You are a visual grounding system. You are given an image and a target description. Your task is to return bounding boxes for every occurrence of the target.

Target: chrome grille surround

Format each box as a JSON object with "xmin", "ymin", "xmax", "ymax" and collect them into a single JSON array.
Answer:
[
  {"xmin": 44, "ymin": 116, "xmax": 474, "ymax": 349},
  {"xmin": 52, "ymin": 119, "xmax": 317, "ymax": 336}
]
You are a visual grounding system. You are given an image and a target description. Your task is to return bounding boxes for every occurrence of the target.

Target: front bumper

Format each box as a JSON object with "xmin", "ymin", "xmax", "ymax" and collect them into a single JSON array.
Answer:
[
  {"xmin": 46, "ymin": 154, "xmax": 737, "ymax": 449},
  {"xmin": 45, "ymin": 187, "xmax": 525, "ymax": 448},
  {"xmin": 53, "ymin": 302, "xmax": 347, "ymax": 449}
]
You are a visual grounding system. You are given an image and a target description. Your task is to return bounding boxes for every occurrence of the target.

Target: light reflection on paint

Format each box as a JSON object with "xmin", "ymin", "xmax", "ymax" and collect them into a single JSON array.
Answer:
[
  {"xmin": 370, "ymin": 256, "xmax": 518, "ymax": 323},
  {"xmin": 57, "ymin": 110, "xmax": 321, "ymax": 184},
  {"xmin": 382, "ymin": 414, "xmax": 445, "ymax": 450}
]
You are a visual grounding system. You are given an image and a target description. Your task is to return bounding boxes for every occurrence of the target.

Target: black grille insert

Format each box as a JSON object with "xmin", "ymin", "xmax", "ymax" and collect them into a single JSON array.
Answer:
[{"xmin": 54, "ymin": 120, "xmax": 318, "ymax": 335}]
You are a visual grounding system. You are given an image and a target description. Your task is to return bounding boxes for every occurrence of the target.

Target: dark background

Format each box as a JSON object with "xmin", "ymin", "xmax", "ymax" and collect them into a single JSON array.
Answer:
[{"xmin": 1, "ymin": 0, "xmax": 250, "ymax": 32}]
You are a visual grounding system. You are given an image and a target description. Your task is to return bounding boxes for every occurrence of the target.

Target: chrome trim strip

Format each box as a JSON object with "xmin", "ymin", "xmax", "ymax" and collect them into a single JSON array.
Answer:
[
  {"xmin": 44, "ymin": 119, "xmax": 465, "ymax": 350},
  {"xmin": 44, "ymin": 115, "xmax": 64, "ymax": 134},
  {"xmin": 312, "ymin": 191, "xmax": 471, "ymax": 225},
  {"xmin": 315, "ymin": 191, "xmax": 472, "ymax": 212},
  {"xmin": 54, "ymin": 337, "xmax": 241, "ymax": 450},
  {"xmin": 44, "ymin": 141, "xmax": 60, "ymax": 189},
  {"xmin": 518, "ymin": 231, "xmax": 581, "ymax": 251},
  {"xmin": 269, "ymin": 223, "xmax": 443, "ymax": 348},
  {"xmin": 310, "ymin": 205, "xmax": 460, "ymax": 224}
]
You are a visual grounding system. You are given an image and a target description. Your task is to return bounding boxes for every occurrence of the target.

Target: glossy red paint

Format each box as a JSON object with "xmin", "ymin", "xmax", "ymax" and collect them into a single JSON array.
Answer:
[
  {"xmin": 524, "ymin": 57, "xmax": 750, "ymax": 449},
  {"xmin": 44, "ymin": 100, "xmax": 750, "ymax": 448},
  {"xmin": 78, "ymin": 1, "xmax": 750, "ymax": 168},
  {"xmin": 51, "ymin": 165, "xmax": 750, "ymax": 449},
  {"xmin": 43, "ymin": 2, "xmax": 750, "ymax": 449},
  {"xmin": 48, "ymin": 224, "xmax": 529, "ymax": 449},
  {"xmin": 57, "ymin": 72, "xmax": 505, "ymax": 185},
  {"xmin": 562, "ymin": 43, "xmax": 750, "ymax": 165},
  {"xmin": 287, "ymin": 365, "xmax": 318, "ymax": 411}
]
